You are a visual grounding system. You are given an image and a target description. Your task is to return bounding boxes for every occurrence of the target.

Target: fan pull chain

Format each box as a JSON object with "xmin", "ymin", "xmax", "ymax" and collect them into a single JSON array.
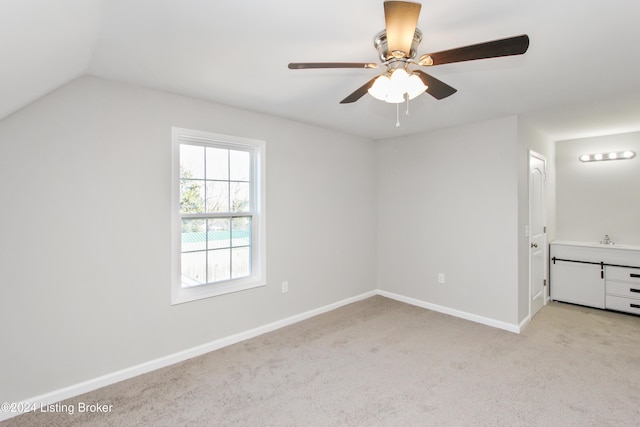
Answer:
[
  {"xmin": 396, "ymin": 103, "xmax": 400, "ymax": 127},
  {"xmin": 406, "ymin": 94, "xmax": 410, "ymax": 116}
]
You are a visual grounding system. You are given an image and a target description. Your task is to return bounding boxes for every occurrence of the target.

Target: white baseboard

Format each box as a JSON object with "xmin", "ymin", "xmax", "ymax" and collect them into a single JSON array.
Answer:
[
  {"xmin": 518, "ymin": 315, "xmax": 531, "ymax": 331},
  {"xmin": 376, "ymin": 290, "xmax": 522, "ymax": 333},
  {"xmin": 0, "ymin": 290, "xmax": 377, "ymax": 422}
]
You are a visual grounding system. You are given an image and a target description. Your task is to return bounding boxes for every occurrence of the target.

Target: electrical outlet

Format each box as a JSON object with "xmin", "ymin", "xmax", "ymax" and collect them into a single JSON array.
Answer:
[
  {"xmin": 281, "ymin": 281, "xmax": 289, "ymax": 293},
  {"xmin": 438, "ymin": 273, "xmax": 445, "ymax": 284}
]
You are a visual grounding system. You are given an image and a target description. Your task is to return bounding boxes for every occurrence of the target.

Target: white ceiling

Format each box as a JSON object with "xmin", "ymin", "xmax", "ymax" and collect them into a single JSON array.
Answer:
[{"xmin": 4, "ymin": 0, "xmax": 640, "ymax": 140}]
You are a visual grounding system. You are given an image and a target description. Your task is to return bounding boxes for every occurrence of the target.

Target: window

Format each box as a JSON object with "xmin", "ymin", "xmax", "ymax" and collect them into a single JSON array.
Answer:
[{"xmin": 171, "ymin": 128, "xmax": 265, "ymax": 304}]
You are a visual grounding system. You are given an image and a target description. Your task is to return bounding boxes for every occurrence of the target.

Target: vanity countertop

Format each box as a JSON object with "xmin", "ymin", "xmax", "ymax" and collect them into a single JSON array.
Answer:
[{"xmin": 551, "ymin": 240, "xmax": 640, "ymax": 252}]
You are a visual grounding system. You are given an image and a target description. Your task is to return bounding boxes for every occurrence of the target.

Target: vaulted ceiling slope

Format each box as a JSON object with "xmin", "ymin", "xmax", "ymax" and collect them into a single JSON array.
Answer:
[
  {"xmin": 1, "ymin": 0, "xmax": 101, "ymax": 121},
  {"xmin": 3, "ymin": 0, "xmax": 640, "ymax": 140}
]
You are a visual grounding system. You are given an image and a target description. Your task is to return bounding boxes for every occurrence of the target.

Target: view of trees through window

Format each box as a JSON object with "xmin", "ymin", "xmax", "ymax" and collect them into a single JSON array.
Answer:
[{"xmin": 179, "ymin": 144, "xmax": 252, "ymax": 287}]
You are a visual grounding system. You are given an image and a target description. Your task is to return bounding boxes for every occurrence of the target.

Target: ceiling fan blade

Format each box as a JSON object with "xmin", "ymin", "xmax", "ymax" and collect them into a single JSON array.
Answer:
[
  {"xmin": 340, "ymin": 76, "xmax": 380, "ymax": 104},
  {"xmin": 384, "ymin": 1, "xmax": 421, "ymax": 58},
  {"xmin": 288, "ymin": 62, "xmax": 378, "ymax": 69},
  {"xmin": 418, "ymin": 34, "xmax": 530, "ymax": 66},
  {"xmin": 414, "ymin": 70, "xmax": 457, "ymax": 100}
]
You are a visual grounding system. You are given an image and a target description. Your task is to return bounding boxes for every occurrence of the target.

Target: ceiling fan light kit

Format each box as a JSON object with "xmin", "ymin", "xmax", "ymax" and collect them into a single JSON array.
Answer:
[
  {"xmin": 368, "ymin": 68, "xmax": 427, "ymax": 103},
  {"xmin": 288, "ymin": 0, "xmax": 529, "ymax": 126}
]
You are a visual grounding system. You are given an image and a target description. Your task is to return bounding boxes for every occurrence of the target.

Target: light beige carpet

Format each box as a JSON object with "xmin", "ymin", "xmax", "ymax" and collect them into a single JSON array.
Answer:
[{"xmin": 4, "ymin": 296, "xmax": 640, "ymax": 426}]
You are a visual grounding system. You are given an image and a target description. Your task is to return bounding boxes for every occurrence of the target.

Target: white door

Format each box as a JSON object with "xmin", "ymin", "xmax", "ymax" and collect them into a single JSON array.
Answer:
[{"xmin": 529, "ymin": 152, "xmax": 547, "ymax": 318}]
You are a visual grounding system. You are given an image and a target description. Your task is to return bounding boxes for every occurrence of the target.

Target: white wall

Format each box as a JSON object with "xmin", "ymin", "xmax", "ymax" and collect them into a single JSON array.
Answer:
[
  {"xmin": 0, "ymin": 76, "xmax": 378, "ymax": 403},
  {"xmin": 555, "ymin": 132, "xmax": 640, "ymax": 245},
  {"xmin": 376, "ymin": 116, "xmax": 520, "ymax": 325}
]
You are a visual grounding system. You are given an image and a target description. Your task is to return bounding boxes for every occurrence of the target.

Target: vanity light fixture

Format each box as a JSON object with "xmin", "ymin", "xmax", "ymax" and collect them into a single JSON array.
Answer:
[{"xmin": 579, "ymin": 150, "xmax": 636, "ymax": 162}]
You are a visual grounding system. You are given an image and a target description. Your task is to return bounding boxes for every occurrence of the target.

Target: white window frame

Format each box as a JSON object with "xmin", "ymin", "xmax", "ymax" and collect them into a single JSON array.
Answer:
[{"xmin": 171, "ymin": 127, "xmax": 266, "ymax": 304}]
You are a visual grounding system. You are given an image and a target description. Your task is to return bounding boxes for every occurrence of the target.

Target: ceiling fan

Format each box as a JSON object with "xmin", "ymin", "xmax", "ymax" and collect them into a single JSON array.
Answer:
[{"xmin": 288, "ymin": 1, "xmax": 529, "ymax": 106}]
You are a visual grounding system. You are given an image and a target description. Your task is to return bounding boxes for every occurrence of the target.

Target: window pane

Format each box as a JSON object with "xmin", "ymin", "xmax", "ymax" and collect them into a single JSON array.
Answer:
[
  {"xmin": 181, "ymin": 251, "xmax": 206, "ymax": 287},
  {"xmin": 180, "ymin": 179, "xmax": 204, "ymax": 214},
  {"xmin": 230, "ymin": 150, "xmax": 250, "ymax": 181},
  {"xmin": 180, "ymin": 145, "xmax": 205, "ymax": 179},
  {"xmin": 208, "ymin": 249, "xmax": 231, "ymax": 283},
  {"xmin": 207, "ymin": 218, "xmax": 230, "ymax": 249},
  {"xmin": 174, "ymin": 129, "xmax": 264, "ymax": 304},
  {"xmin": 230, "ymin": 182, "xmax": 250, "ymax": 212},
  {"xmin": 206, "ymin": 181, "xmax": 229, "ymax": 213},
  {"xmin": 232, "ymin": 217, "xmax": 251, "ymax": 247},
  {"xmin": 232, "ymin": 247, "xmax": 251, "ymax": 279},
  {"xmin": 206, "ymin": 147, "xmax": 229, "ymax": 181},
  {"xmin": 182, "ymin": 219, "xmax": 207, "ymax": 252}
]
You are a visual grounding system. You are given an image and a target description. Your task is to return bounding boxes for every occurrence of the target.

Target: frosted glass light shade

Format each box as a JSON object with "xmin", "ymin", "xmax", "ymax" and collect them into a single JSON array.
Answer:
[
  {"xmin": 368, "ymin": 75, "xmax": 391, "ymax": 101},
  {"xmin": 407, "ymin": 74, "xmax": 427, "ymax": 99},
  {"xmin": 367, "ymin": 69, "xmax": 427, "ymax": 103}
]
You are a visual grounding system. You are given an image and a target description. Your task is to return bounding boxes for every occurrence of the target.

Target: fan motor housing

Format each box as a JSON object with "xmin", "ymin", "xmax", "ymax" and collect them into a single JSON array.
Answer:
[{"xmin": 374, "ymin": 28, "xmax": 423, "ymax": 61}]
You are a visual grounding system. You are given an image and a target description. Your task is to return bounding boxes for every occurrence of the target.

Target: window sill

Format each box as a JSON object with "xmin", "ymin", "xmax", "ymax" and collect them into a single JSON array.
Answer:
[{"xmin": 171, "ymin": 278, "xmax": 266, "ymax": 305}]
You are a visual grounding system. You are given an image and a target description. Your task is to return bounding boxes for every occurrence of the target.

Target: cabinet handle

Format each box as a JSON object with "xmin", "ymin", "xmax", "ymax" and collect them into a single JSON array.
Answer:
[
  {"xmin": 630, "ymin": 273, "xmax": 640, "ymax": 278},
  {"xmin": 631, "ymin": 303, "xmax": 640, "ymax": 309},
  {"xmin": 631, "ymin": 288, "xmax": 640, "ymax": 293}
]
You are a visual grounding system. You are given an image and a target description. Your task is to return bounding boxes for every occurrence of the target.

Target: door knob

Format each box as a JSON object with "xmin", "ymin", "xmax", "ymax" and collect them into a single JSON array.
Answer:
[{"xmin": 531, "ymin": 243, "xmax": 538, "ymax": 248}]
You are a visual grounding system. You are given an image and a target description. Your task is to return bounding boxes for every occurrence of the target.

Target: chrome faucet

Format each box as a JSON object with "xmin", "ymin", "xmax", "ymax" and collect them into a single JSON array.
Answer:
[{"xmin": 600, "ymin": 234, "xmax": 614, "ymax": 245}]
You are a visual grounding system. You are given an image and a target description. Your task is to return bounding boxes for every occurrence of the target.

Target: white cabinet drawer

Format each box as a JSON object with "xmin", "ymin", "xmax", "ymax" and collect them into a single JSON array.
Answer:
[
  {"xmin": 606, "ymin": 266, "xmax": 640, "ymax": 284},
  {"xmin": 606, "ymin": 294, "xmax": 640, "ymax": 315},
  {"xmin": 606, "ymin": 281, "xmax": 640, "ymax": 299}
]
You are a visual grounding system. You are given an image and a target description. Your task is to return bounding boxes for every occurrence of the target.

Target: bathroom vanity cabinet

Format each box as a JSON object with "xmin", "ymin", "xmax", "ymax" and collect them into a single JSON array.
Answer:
[{"xmin": 550, "ymin": 241, "xmax": 640, "ymax": 315}]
